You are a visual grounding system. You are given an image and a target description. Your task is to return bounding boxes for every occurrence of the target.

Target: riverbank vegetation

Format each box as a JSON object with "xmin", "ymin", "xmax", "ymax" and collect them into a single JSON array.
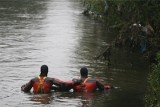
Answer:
[
  {"xmin": 146, "ymin": 52, "xmax": 160, "ymax": 107},
  {"xmin": 81, "ymin": 0, "xmax": 160, "ymax": 106}
]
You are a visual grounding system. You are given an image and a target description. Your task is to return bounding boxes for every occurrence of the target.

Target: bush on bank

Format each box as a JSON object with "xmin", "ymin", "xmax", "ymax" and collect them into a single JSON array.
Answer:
[
  {"xmin": 146, "ymin": 52, "xmax": 160, "ymax": 107},
  {"xmin": 83, "ymin": 0, "xmax": 160, "ymax": 52},
  {"xmin": 82, "ymin": 0, "xmax": 160, "ymax": 32}
]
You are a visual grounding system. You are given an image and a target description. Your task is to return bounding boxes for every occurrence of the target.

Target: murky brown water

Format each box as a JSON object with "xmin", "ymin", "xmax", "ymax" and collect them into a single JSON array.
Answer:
[{"xmin": 0, "ymin": 0, "xmax": 149, "ymax": 107}]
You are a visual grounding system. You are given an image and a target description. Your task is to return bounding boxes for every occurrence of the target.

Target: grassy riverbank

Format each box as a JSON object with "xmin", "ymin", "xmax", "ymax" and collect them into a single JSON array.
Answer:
[
  {"xmin": 145, "ymin": 52, "xmax": 160, "ymax": 107},
  {"xmin": 81, "ymin": 0, "xmax": 160, "ymax": 106}
]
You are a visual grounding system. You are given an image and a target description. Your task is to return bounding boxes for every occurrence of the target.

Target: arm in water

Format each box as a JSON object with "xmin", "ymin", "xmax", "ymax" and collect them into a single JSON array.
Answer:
[
  {"xmin": 96, "ymin": 79, "xmax": 113, "ymax": 90},
  {"xmin": 21, "ymin": 79, "xmax": 34, "ymax": 92},
  {"xmin": 51, "ymin": 78, "xmax": 81, "ymax": 91},
  {"xmin": 52, "ymin": 78, "xmax": 73, "ymax": 91},
  {"xmin": 96, "ymin": 81, "xmax": 105, "ymax": 91}
]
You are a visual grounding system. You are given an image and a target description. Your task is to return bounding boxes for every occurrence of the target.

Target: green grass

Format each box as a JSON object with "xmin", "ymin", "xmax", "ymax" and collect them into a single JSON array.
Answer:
[{"xmin": 145, "ymin": 52, "xmax": 160, "ymax": 107}]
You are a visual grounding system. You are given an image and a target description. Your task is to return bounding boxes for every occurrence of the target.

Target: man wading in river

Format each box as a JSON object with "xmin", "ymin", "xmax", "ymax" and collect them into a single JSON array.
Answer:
[
  {"xmin": 53, "ymin": 67, "xmax": 113, "ymax": 92},
  {"xmin": 21, "ymin": 65, "xmax": 112, "ymax": 93},
  {"xmin": 71, "ymin": 67, "xmax": 111, "ymax": 92},
  {"xmin": 21, "ymin": 65, "xmax": 73, "ymax": 93}
]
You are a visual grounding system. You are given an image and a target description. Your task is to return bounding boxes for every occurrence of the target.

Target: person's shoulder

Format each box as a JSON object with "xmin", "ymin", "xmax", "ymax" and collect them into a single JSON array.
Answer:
[
  {"xmin": 46, "ymin": 77, "xmax": 52, "ymax": 79},
  {"xmin": 72, "ymin": 78, "xmax": 81, "ymax": 82},
  {"xmin": 46, "ymin": 77, "xmax": 56, "ymax": 81},
  {"xmin": 87, "ymin": 77, "xmax": 97, "ymax": 82},
  {"xmin": 88, "ymin": 77, "xmax": 96, "ymax": 80},
  {"xmin": 30, "ymin": 76, "xmax": 39, "ymax": 81},
  {"xmin": 72, "ymin": 78, "xmax": 82, "ymax": 85}
]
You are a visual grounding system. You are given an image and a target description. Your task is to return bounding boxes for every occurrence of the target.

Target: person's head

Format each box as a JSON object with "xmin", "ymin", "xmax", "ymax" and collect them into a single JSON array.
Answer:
[
  {"xmin": 40, "ymin": 65, "xmax": 48, "ymax": 76},
  {"xmin": 80, "ymin": 67, "xmax": 88, "ymax": 78}
]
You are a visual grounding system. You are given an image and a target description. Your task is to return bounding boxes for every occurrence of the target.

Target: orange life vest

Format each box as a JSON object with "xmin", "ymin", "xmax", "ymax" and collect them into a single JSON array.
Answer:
[
  {"xmin": 34, "ymin": 76, "xmax": 47, "ymax": 93},
  {"xmin": 74, "ymin": 78, "xmax": 97, "ymax": 92}
]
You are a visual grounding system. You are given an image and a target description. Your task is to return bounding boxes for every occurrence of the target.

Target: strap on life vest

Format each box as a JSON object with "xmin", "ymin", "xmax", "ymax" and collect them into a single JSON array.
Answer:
[
  {"xmin": 81, "ymin": 77, "xmax": 89, "ymax": 90},
  {"xmin": 36, "ymin": 76, "xmax": 47, "ymax": 93},
  {"xmin": 83, "ymin": 77, "xmax": 89, "ymax": 84}
]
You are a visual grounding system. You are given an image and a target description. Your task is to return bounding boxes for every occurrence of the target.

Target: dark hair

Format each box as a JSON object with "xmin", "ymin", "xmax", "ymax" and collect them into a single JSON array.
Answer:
[
  {"xmin": 80, "ymin": 67, "xmax": 88, "ymax": 77},
  {"xmin": 40, "ymin": 65, "xmax": 48, "ymax": 76}
]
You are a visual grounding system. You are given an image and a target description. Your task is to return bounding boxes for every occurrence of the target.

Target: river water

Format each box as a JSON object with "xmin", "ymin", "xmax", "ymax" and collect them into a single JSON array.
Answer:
[{"xmin": 0, "ymin": 0, "xmax": 149, "ymax": 107}]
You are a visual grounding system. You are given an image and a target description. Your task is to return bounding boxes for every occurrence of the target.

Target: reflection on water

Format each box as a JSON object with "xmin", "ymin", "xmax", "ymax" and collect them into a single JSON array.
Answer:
[
  {"xmin": 30, "ymin": 94, "xmax": 54, "ymax": 105},
  {"xmin": 28, "ymin": 91, "xmax": 111, "ymax": 107},
  {"xmin": 0, "ymin": 0, "xmax": 149, "ymax": 107}
]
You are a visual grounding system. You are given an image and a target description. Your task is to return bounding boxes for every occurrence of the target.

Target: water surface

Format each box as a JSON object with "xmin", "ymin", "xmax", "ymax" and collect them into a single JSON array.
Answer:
[{"xmin": 0, "ymin": 0, "xmax": 149, "ymax": 107}]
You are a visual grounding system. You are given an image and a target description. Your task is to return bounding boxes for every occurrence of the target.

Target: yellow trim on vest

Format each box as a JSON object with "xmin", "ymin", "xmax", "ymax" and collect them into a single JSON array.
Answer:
[
  {"xmin": 36, "ymin": 76, "xmax": 47, "ymax": 93},
  {"xmin": 81, "ymin": 77, "xmax": 89, "ymax": 91},
  {"xmin": 37, "ymin": 76, "xmax": 47, "ymax": 80},
  {"xmin": 83, "ymin": 77, "xmax": 89, "ymax": 84}
]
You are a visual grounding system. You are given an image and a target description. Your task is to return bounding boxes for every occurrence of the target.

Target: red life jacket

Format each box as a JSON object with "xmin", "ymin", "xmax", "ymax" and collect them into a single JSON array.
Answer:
[
  {"xmin": 73, "ymin": 78, "xmax": 97, "ymax": 92},
  {"xmin": 33, "ymin": 76, "xmax": 47, "ymax": 93}
]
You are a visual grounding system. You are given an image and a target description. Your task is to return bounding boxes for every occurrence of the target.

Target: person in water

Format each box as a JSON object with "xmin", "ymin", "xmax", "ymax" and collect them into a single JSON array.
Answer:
[
  {"xmin": 71, "ymin": 67, "xmax": 106, "ymax": 92},
  {"xmin": 53, "ymin": 67, "xmax": 113, "ymax": 92},
  {"xmin": 21, "ymin": 65, "xmax": 72, "ymax": 93}
]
